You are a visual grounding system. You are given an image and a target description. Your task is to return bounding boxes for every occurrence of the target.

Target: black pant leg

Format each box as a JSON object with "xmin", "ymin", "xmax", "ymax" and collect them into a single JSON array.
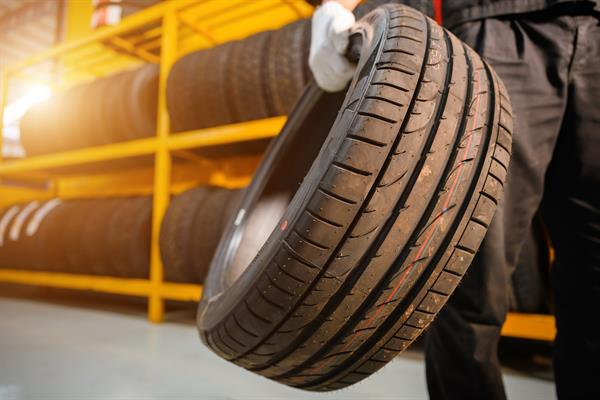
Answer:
[
  {"xmin": 425, "ymin": 16, "xmax": 571, "ymax": 400},
  {"xmin": 543, "ymin": 14, "xmax": 600, "ymax": 399}
]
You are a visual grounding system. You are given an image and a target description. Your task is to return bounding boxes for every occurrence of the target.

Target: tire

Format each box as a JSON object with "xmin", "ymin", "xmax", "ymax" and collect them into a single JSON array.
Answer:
[
  {"xmin": 197, "ymin": 4, "xmax": 512, "ymax": 391},
  {"xmin": 33, "ymin": 201, "xmax": 71, "ymax": 271},
  {"xmin": 107, "ymin": 197, "xmax": 152, "ymax": 278},
  {"xmin": 128, "ymin": 64, "xmax": 159, "ymax": 139},
  {"xmin": 266, "ymin": 20, "xmax": 310, "ymax": 116},
  {"xmin": 160, "ymin": 187, "xmax": 213, "ymax": 282},
  {"xmin": 4, "ymin": 201, "xmax": 43, "ymax": 269},
  {"xmin": 107, "ymin": 71, "xmax": 135, "ymax": 142},
  {"xmin": 229, "ymin": 31, "xmax": 272, "ymax": 122},
  {"xmin": 167, "ymin": 53, "xmax": 198, "ymax": 132},
  {"xmin": 354, "ymin": 0, "xmax": 433, "ymax": 19},
  {"xmin": 160, "ymin": 187, "xmax": 240, "ymax": 283},
  {"xmin": 23, "ymin": 96, "xmax": 62, "ymax": 155},
  {"xmin": 81, "ymin": 199, "xmax": 121, "ymax": 275},
  {"xmin": 23, "ymin": 198, "xmax": 64, "ymax": 271},
  {"xmin": 93, "ymin": 76, "xmax": 120, "ymax": 144},
  {"xmin": 0, "ymin": 204, "xmax": 23, "ymax": 268},
  {"xmin": 63, "ymin": 200, "xmax": 96, "ymax": 273},
  {"xmin": 10, "ymin": 200, "xmax": 50, "ymax": 270},
  {"xmin": 201, "ymin": 42, "xmax": 237, "ymax": 127},
  {"xmin": 188, "ymin": 188, "xmax": 241, "ymax": 282},
  {"xmin": 47, "ymin": 200, "xmax": 88, "ymax": 273}
]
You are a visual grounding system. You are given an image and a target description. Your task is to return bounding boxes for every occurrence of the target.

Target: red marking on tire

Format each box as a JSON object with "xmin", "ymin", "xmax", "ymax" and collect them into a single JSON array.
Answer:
[{"xmin": 280, "ymin": 220, "xmax": 288, "ymax": 231}]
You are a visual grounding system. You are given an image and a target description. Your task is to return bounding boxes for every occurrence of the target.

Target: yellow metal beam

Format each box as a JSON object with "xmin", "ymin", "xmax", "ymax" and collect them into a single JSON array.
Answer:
[
  {"xmin": 0, "ymin": 117, "xmax": 284, "ymax": 177},
  {"xmin": 148, "ymin": 8, "xmax": 178, "ymax": 323},
  {"xmin": 0, "ymin": 269, "xmax": 201, "ymax": 301},
  {"xmin": 167, "ymin": 117, "xmax": 285, "ymax": 151},
  {"xmin": 177, "ymin": 12, "xmax": 218, "ymax": 45},
  {"xmin": 107, "ymin": 36, "xmax": 161, "ymax": 64},
  {"xmin": 0, "ymin": 137, "xmax": 157, "ymax": 175},
  {"xmin": 502, "ymin": 312, "xmax": 556, "ymax": 342}
]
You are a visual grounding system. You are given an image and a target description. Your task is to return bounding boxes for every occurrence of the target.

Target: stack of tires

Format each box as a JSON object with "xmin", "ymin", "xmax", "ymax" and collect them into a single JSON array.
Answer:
[
  {"xmin": 160, "ymin": 186, "xmax": 242, "ymax": 283},
  {"xmin": 20, "ymin": 64, "xmax": 159, "ymax": 156},
  {"xmin": 0, "ymin": 197, "xmax": 152, "ymax": 277},
  {"xmin": 167, "ymin": 20, "xmax": 311, "ymax": 132},
  {"xmin": 166, "ymin": 0, "xmax": 435, "ymax": 133},
  {"xmin": 0, "ymin": 186, "xmax": 241, "ymax": 282}
]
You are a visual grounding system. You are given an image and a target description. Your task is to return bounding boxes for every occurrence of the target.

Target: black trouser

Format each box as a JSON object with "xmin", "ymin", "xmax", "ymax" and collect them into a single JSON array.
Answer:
[{"xmin": 425, "ymin": 5, "xmax": 600, "ymax": 400}]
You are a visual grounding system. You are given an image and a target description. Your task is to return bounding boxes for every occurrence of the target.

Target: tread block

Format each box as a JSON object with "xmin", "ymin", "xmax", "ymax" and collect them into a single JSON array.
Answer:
[
  {"xmin": 472, "ymin": 194, "xmax": 497, "ymax": 227},
  {"xmin": 406, "ymin": 310, "xmax": 435, "ymax": 328},
  {"xmin": 445, "ymin": 247, "xmax": 475, "ymax": 275},
  {"xmin": 417, "ymin": 291, "xmax": 447, "ymax": 314},
  {"xmin": 431, "ymin": 271, "xmax": 461, "ymax": 295},
  {"xmin": 460, "ymin": 220, "xmax": 488, "ymax": 252},
  {"xmin": 396, "ymin": 324, "xmax": 421, "ymax": 340}
]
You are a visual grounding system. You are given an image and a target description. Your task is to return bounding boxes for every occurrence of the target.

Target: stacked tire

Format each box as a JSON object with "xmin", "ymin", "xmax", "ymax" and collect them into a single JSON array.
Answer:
[
  {"xmin": 197, "ymin": 4, "xmax": 513, "ymax": 391},
  {"xmin": 20, "ymin": 64, "xmax": 158, "ymax": 156},
  {"xmin": 160, "ymin": 186, "xmax": 242, "ymax": 283},
  {"xmin": 0, "ymin": 197, "xmax": 152, "ymax": 277},
  {"xmin": 0, "ymin": 187, "xmax": 242, "ymax": 281},
  {"xmin": 167, "ymin": 20, "xmax": 310, "ymax": 132}
]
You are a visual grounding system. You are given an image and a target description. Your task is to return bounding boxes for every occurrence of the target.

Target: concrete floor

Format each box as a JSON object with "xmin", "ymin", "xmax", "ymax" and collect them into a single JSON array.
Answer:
[{"xmin": 0, "ymin": 287, "xmax": 555, "ymax": 400}]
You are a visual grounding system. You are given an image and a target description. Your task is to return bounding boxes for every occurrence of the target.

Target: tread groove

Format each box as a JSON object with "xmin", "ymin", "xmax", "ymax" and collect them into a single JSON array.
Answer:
[
  {"xmin": 317, "ymin": 187, "xmax": 358, "ymax": 205},
  {"xmin": 306, "ymin": 209, "xmax": 344, "ymax": 228},
  {"xmin": 332, "ymin": 161, "xmax": 373, "ymax": 177}
]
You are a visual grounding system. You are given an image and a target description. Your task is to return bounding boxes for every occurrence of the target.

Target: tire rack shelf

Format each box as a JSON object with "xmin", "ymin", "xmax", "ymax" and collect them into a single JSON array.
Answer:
[
  {"xmin": 0, "ymin": 1, "xmax": 557, "ymax": 342},
  {"xmin": 0, "ymin": 0, "xmax": 301, "ymax": 322}
]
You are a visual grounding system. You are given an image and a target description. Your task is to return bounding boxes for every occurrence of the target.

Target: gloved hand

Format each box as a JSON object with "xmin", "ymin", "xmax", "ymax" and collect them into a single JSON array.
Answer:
[{"xmin": 309, "ymin": 1, "xmax": 357, "ymax": 92}]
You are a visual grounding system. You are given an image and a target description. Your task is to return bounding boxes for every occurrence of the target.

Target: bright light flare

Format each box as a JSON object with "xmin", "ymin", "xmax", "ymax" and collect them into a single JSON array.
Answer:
[{"xmin": 3, "ymin": 85, "xmax": 52, "ymax": 127}]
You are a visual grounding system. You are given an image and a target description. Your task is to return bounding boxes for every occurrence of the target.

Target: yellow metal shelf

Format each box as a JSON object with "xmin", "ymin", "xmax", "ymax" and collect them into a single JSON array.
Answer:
[
  {"xmin": 0, "ymin": 117, "xmax": 285, "ymax": 177},
  {"xmin": 502, "ymin": 312, "xmax": 556, "ymax": 342},
  {"xmin": 0, "ymin": 0, "xmax": 555, "ymax": 343},
  {"xmin": 0, "ymin": 269, "xmax": 201, "ymax": 302},
  {"xmin": 0, "ymin": 0, "xmax": 303, "ymax": 323}
]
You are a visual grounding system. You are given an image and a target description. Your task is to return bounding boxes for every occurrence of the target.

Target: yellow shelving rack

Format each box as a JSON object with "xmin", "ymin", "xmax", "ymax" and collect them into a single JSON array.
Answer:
[
  {"xmin": 0, "ymin": 0, "xmax": 556, "ymax": 341},
  {"xmin": 0, "ymin": 0, "xmax": 310, "ymax": 323}
]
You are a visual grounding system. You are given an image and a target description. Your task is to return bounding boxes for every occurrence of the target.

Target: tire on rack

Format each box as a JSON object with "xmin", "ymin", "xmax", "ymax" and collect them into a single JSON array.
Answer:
[
  {"xmin": 160, "ymin": 187, "xmax": 242, "ymax": 283},
  {"xmin": 128, "ymin": 64, "xmax": 159, "ymax": 139},
  {"xmin": 197, "ymin": 4, "xmax": 513, "ymax": 391},
  {"xmin": 160, "ymin": 187, "xmax": 213, "ymax": 282},
  {"xmin": 266, "ymin": 19, "xmax": 311, "ymax": 116},
  {"xmin": 14, "ymin": 198, "xmax": 60, "ymax": 270},
  {"xmin": 0, "ymin": 204, "xmax": 23, "ymax": 268},
  {"xmin": 229, "ymin": 31, "xmax": 272, "ymax": 122},
  {"xmin": 107, "ymin": 197, "xmax": 152, "ymax": 278},
  {"xmin": 81, "ymin": 198, "xmax": 121, "ymax": 275},
  {"xmin": 188, "ymin": 187, "xmax": 243, "ymax": 283},
  {"xmin": 62, "ymin": 199, "xmax": 95, "ymax": 273},
  {"xmin": 33, "ymin": 200, "xmax": 71, "ymax": 271},
  {"xmin": 22, "ymin": 198, "xmax": 64, "ymax": 271},
  {"xmin": 3, "ymin": 201, "xmax": 42, "ymax": 269},
  {"xmin": 200, "ymin": 42, "xmax": 237, "ymax": 127}
]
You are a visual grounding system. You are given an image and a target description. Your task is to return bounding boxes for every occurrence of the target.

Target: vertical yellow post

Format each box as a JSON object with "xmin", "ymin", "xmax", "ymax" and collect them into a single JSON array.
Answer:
[
  {"xmin": 0, "ymin": 70, "xmax": 9, "ymax": 163},
  {"xmin": 148, "ymin": 7, "xmax": 177, "ymax": 323}
]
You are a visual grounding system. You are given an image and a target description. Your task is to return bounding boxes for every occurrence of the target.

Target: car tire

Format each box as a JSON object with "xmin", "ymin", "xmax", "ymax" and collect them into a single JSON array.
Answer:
[{"xmin": 197, "ymin": 4, "xmax": 513, "ymax": 391}]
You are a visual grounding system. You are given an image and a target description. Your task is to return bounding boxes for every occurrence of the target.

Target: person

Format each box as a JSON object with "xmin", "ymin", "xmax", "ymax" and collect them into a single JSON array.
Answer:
[{"xmin": 308, "ymin": 0, "xmax": 600, "ymax": 398}]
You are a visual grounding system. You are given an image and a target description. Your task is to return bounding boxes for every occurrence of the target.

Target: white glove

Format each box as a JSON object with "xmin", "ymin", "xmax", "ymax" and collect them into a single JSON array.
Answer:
[{"xmin": 309, "ymin": 1, "xmax": 357, "ymax": 92}]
